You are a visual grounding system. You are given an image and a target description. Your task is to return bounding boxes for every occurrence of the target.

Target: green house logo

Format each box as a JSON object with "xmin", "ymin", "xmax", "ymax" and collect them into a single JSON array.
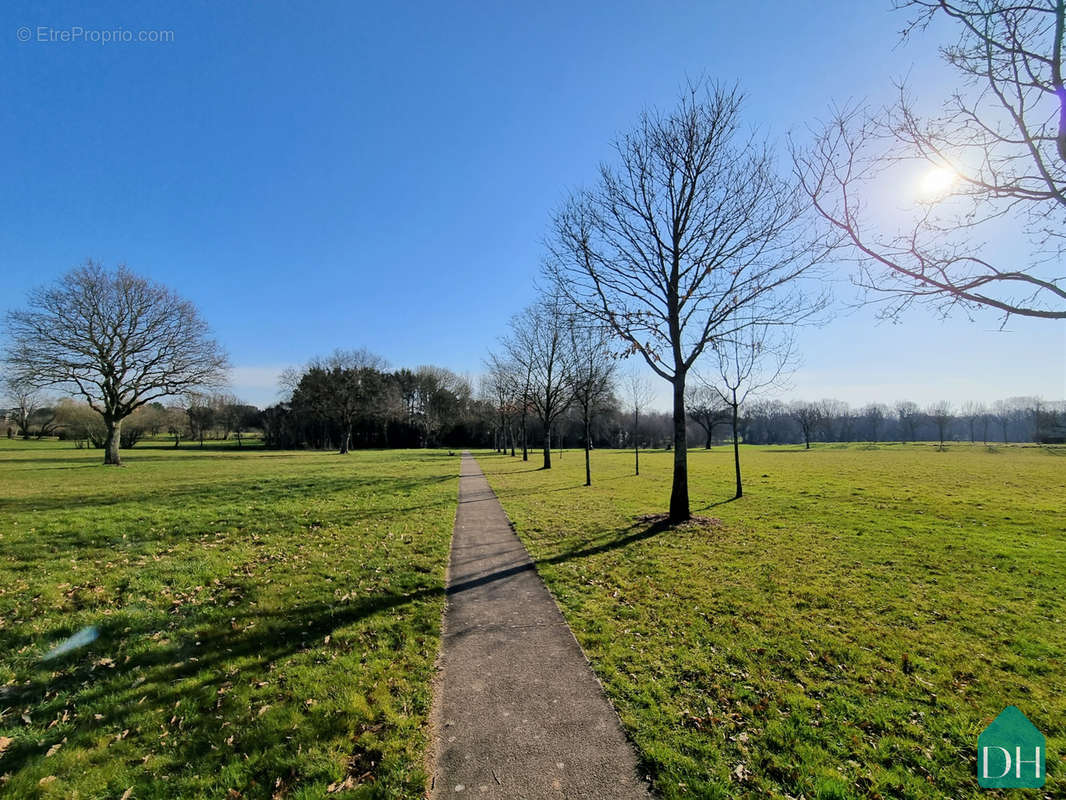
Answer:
[{"xmin": 977, "ymin": 706, "xmax": 1045, "ymax": 788}]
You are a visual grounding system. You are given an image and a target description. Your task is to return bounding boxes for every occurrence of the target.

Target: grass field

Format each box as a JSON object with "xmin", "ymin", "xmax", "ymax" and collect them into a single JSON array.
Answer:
[
  {"xmin": 479, "ymin": 443, "xmax": 1065, "ymax": 800},
  {"xmin": 0, "ymin": 441, "xmax": 458, "ymax": 799}
]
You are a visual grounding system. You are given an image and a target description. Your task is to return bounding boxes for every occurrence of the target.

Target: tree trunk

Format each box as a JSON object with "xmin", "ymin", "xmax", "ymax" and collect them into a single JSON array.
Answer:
[
  {"xmin": 510, "ymin": 425, "xmax": 515, "ymax": 457},
  {"xmin": 731, "ymin": 397, "xmax": 742, "ymax": 499},
  {"xmin": 542, "ymin": 425, "xmax": 552, "ymax": 469},
  {"xmin": 104, "ymin": 419, "xmax": 122, "ymax": 466},
  {"xmin": 521, "ymin": 416, "xmax": 528, "ymax": 461},
  {"xmin": 705, "ymin": 426, "xmax": 712, "ymax": 449},
  {"xmin": 339, "ymin": 428, "xmax": 351, "ymax": 454},
  {"xmin": 669, "ymin": 378, "xmax": 690, "ymax": 522},
  {"xmin": 634, "ymin": 408, "xmax": 640, "ymax": 476},
  {"xmin": 584, "ymin": 414, "xmax": 592, "ymax": 486}
]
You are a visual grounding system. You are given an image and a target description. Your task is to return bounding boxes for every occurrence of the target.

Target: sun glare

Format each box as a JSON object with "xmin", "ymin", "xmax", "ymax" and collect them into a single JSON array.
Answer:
[{"xmin": 918, "ymin": 165, "xmax": 957, "ymax": 199}]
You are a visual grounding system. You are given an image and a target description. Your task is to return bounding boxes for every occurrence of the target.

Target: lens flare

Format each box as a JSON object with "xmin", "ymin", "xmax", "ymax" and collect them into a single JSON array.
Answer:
[{"xmin": 918, "ymin": 165, "xmax": 957, "ymax": 198}]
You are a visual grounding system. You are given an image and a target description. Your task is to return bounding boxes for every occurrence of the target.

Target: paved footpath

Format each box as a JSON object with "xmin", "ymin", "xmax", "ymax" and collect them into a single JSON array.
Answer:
[{"xmin": 430, "ymin": 452, "xmax": 652, "ymax": 800}]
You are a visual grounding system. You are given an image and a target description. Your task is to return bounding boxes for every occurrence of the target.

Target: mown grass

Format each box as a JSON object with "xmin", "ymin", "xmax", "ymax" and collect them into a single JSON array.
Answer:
[
  {"xmin": 0, "ymin": 441, "xmax": 458, "ymax": 799},
  {"xmin": 479, "ymin": 443, "xmax": 1065, "ymax": 799}
]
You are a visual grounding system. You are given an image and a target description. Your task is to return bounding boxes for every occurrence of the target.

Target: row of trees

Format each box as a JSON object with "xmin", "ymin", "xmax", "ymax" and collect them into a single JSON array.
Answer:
[
  {"xmin": 483, "ymin": 294, "xmax": 619, "ymax": 485},
  {"xmin": 730, "ymin": 396, "xmax": 1066, "ymax": 448},
  {"xmin": 530, "ymin": 80, "xmax": 832, "ymax": 513},
  {"xmin": 511, "ymin": 0, "xmax": 1066, "ymax": 517}
]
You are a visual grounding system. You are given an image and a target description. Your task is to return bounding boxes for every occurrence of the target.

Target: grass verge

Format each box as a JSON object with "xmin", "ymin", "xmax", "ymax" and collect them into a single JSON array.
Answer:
[
  {"xmin": 479, "ymin": 444, "xmax": 1065, "ymax": 799},
  {"xmin": 0, "ymin": 441, "xmax": 457, "ymax": 799}
]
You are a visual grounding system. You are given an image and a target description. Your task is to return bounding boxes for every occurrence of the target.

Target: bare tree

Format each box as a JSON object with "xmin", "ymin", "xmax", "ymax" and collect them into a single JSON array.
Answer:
[
  {"xmin": 929, "ymin": 401, "xmax": 955, "ymax": 448},
  {"xmin": 687, "ymin": 385, "xmax": 730, "ymax": 449},
  {"xmin": 163, "ymin": 405, "xmax": 188, "ymax": 448},
  {"xmin": 500, "ymin": 332, "xmax": 536, "ymax": 462},
  {"xmin": 979, "ymin": 407, "xmax": 993, "ymax": 443},
  {"xmin": 4, "ymin": 379, "xmax": 43, "ymax": 440},
  {"xmin": 862, "ymin": 403, "xmax": 888, "ymax": 443},
  {"xmin": 186, "ymin": 394, "xmax": 215, "ymax": 449},
  {"xmin": 818, "ymin": 398, "xmax": 851, "ymax": 441},
  {"xmin": 505, "ymin": 296, "xmax": 576, "ymax": 469},
  {"xmin": 481, "ymin": 355, "xmax": 520, "ymax": 455},
  {"xmin": 568, "ymin": 320, "xmax": 616, "ymax": 486},
  {"xmin": 794, "ymin": 1, "xmax": 1066, "ymax": 321},
  {"xmin": 896, "ymin": 400, "xmax": 921, "ymax": 442},
  {"xmin": 791, "ymin": 401, "xmax": 824, "ymax": 449},
  {"xmin": 624, "ymin": 371, "xmax": 655, "ymax": 475},
  {"xmin": 3, "ymin": 263, "xmax": 228, "ymax": 465},
  {"xmin": 549, "ymin": 81, "xmax": 828, "ymax": 521},
  {"xmin": 704, "ymin": 324, "xmax": 794, "ymax": 499},
  {"xmin": 960, "ymin": 400, "xmax": 987, "ymax": 443}
]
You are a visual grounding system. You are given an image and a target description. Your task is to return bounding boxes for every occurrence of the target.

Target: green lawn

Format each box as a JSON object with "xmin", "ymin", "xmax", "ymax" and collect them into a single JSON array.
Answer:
[
  {"xmin": 479, "ymin": 444, "xmax": 1065, "ymax": 800},
  {"xmin": 0, "ymin": 441, "xmax": 458, "ymax": 799}
]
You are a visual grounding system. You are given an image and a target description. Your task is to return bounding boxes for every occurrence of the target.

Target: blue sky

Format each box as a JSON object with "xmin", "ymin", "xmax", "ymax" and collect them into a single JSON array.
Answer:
[{"xmin": 3, "ymin": 1, "xmax": 1063, "ymax": 409}]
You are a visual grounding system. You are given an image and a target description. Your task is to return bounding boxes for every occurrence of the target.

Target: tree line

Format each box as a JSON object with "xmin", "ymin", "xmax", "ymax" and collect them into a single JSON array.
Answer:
[
  {"xmin": 701, "ymin": 395, "xmax": 1066, "ymax": 448},
  {"xmin": 2, "ymin": 390, "xmax": 261, "ymax": 449},
  {"xmin": 258, "ymin": 350, "xmax": 490, "ymax": 451}
]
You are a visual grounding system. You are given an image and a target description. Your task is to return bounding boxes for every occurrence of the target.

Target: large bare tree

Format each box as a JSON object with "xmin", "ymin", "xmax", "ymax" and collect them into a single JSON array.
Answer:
[
  {"xmin": 3, "ymin": 262, "xmax": 228, "ymax": 465},
  {"xmin": 548, "ymin": 82, "xmax": 828, "ymax": 521},
  {"xmin": 795, "ymin": 0, "xmax": 1066, "ymax": 321}
]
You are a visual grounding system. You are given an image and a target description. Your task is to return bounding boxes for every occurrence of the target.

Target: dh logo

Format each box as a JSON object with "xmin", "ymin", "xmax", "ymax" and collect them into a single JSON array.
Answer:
[{"xmin": 977, "ymin": 706, "xmax": 1045, "ymax": 788}]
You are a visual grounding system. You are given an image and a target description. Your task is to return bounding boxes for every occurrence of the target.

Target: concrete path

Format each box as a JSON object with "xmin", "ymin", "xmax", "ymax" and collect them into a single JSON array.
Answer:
[{"xmin": 429, "ymin": 452, "xmax": 652, "ymax": 800}]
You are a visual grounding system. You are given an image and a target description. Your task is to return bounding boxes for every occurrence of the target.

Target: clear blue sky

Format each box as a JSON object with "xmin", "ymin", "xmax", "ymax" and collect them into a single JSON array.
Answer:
[{"xmin": 3, "ymin": 1, "xmax": 1063, "ymax": 409}]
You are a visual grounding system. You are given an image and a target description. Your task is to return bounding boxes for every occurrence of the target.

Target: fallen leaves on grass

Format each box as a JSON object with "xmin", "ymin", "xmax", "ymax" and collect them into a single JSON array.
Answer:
[{"xmin": 327, "ymin": 745, "xmax": 382, "ymax": 793}]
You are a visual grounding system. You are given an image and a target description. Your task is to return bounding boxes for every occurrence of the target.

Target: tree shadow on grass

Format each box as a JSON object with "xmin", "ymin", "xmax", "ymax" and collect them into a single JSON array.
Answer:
[
  {"xmin": 0, "ymin": 582, "xmax": 447, "ymax": 796},
  {"xmin": 0, "ymin": 471, "xmax": 455, "ymax": 515},
  {"xmin": 0, "ymin": 512, "xmax": 689, "ymax": 796},
  {"xmin": 538, "ymin": 517, "xmax": 676, "ymax": 565},
  {"xmin": 695, "ymin": 497, "xmax": 740, "ymax": 511}
]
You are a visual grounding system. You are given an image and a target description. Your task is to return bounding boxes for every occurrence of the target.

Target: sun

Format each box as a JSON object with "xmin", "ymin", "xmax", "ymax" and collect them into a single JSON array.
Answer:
[{"xmin": 918, "ymin": 165, "xmax": 957, "ymax": 199}]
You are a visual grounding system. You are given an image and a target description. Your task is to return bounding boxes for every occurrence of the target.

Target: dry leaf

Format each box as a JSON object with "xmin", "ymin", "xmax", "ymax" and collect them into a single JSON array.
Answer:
[{"xmin": 0, "ymin": 737, "xmax": 12, "ymax": 756}]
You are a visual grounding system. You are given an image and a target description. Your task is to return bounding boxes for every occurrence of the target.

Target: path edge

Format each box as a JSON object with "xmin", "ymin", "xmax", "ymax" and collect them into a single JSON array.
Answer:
[{"xmin": 422, "ymin": 451, "xmax": 463, "ymax": 798}]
